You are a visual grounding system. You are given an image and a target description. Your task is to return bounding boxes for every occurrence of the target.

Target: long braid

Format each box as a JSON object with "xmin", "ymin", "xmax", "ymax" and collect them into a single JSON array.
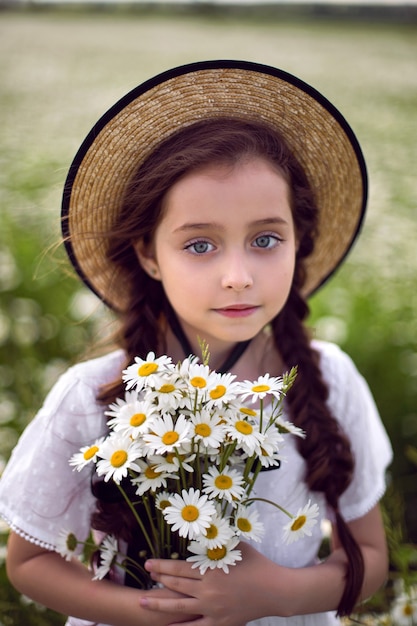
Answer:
[
  {"xmin": 272, "ymin": 287, "xmax": 364, "ymax": 616},
  {"xmin": 93, "ymin": 257, "xmax": 166, "ymax": 540}
]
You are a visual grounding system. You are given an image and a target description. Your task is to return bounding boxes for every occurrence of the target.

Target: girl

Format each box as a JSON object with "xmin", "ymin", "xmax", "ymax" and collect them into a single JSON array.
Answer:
[{"xmin": 0, "ymin": 61, "xmax": 392, "ymax": 626}]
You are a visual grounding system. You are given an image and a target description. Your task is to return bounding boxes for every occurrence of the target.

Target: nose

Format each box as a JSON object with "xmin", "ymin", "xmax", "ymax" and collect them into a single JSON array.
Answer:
[{"xmin": 221, "ymin": 251, "xmax": 253, "ymax": 291}]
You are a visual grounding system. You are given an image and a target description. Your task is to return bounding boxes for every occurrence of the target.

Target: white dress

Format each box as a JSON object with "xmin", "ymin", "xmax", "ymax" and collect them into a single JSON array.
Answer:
[{"xmin": 0, "ymin": 340, "xmax": 393, "ymax": 626}]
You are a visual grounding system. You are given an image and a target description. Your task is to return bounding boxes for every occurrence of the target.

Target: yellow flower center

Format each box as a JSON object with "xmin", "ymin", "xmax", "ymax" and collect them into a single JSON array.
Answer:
[
  {"xmin": 237, "ymin": 518, "xmax": 252, "ymax": 532},
  {"xmin": 130, "ymin": 413, "xmax": 146, "ymax": 427},
  {"xmin": 403, "ymin": 604, "xmax": 413, "ymax": 617},
  {"xmin": 145, "ymin": 465, "xmax": 160, "ymax": 479},
  {"xmin": 209, "ymin": 385, "xmax": 226, "ymax": 399},
  {"xmin": 195, "ymin": 423, "xmax": 212, "ymax": 437},
  {"xmin": 138, "ymin": 362, "xmax": 158, "ymax": 376},
  {"xmin": 214, "ymin": 475, "xmax": 233, "ymax": 490},
  {"xmin": 207, "ymin": 546, "xmax": 227, "ymax": 561},
  {"xmin": 205, "ymin": 524, "xmax": 218, "ymax": 539},
  {"xmin": 159, "ymin": 384, "xmax": 176, "ymax": 393},
  {"xmin": 66, "ymin": 532, "xmax": 78, "ymax": 551},
  {"xmin": 83, "ymin": 445, "xmax": 99, "ymax": 461},
  {"xmin": 239, "ymin": 407, "xmax": 257, "ymax": 417},
  {"xmin": 162, "ymin": 431, "xmax": 179, "ymax": 445},
  {"xmin": 159, "ymin": 499, "xmax": 171, "ymax": 510},
  {"xmin": 190, "ymin": 376, "xmax": 207, "ymax": 389},
  {"xmin": 165, "ymin": 452, "xmax": 176, "ymax": 464},
  {"xmin": 235, "ymin": 420, "xmax": 253, "ymax": 435},
  {"xmin": 291, "ymin": 515, "xmax": 307, "ymax": 531},
  {"xmin": 110, "ymin": 450, "xmax": 128, "ymax": 467},
  {"xmin": 181, "ymin": 505, "xmax": 200, "ymax": 522},
  {"xmin": 252, "ymin": 384, "xmax": 270, "ymax": 393}
]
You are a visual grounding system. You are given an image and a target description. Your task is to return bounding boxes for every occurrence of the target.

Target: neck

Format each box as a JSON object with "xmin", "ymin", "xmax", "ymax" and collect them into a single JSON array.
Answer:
[
  {"xmin": 164, "ymin": 313, "xmax": 283, "ymax": 381},
  {"xmin": 166, "ymin": 313, "xmax": 251, "ymax": 374}
]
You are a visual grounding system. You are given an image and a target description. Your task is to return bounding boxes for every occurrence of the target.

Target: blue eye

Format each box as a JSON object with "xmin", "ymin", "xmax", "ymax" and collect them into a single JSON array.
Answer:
[
  {"xmin": 186, "ymin": 240, "xmax": 214, "ymax": 254},
  {"xmin": 253, "ymin": 234, "xmax": 279, "ymax": 249}
]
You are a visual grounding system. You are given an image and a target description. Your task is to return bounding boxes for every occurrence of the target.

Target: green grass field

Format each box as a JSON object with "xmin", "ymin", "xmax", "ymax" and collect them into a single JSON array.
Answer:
[{"xmin": 0, "ymin": 8, "xmax": 416, "ymax": 624}]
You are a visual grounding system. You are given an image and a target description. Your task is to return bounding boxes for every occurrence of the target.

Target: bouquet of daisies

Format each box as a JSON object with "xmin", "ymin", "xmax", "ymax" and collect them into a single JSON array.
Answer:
[{"xmin": 60, "ymin": 347, "xmax": 319, "ymax": 586}]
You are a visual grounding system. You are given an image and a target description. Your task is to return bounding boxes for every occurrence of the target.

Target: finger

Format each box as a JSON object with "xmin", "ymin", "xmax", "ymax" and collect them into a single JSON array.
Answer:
[
  {"xmin": 151, "ymin": 572, "xmax": 201, "ymax": 597},
  {"xmin": 139, "ymin": 593, "xmax": 200, "ymax": 616},
  {"xmin": 146, "ymin": 558, "xmax": 202, "ymax": 580},
  {"xmin": 168, "ymin": 615, "xmax": 206, "ymax": 626},
  {"xmin": 168, "ymin": 615, "xmax": 204, "ymax": 626}
]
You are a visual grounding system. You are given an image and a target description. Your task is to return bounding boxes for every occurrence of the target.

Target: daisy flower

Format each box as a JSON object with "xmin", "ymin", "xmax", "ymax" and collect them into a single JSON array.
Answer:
[
  {"xmin": 233, "ymin": 506, "xmax": 264, "ymax": 542},
  {"xmin": 179, "ymin": 360, "xmax": 218, "ymax": 408},
  {"xmin": 238, "ymin": 374, "xmax": 284, "ymax": 403},
  {"xmin": 205, "ymin": 372, "xmax": 240, "ymax": 407},
  {"xmin": 391, "ymin": 585, "xmax": 417, "ymax": 626},
  {"xmin": 275, "ymin": 417, "xmax": 305, "ymax": 438},
  {"xmin": 224, "ymin": 415, "xmax": 265, "ymax": 456},
  {"xmin": 143, "ymin": 413, "xmax": 191, "ymax": 455},
  {"xmin": 187, "ymin": 535, "xmax": 242, "ymax": 574},
  {"xmin": 155, "ymin": 491, "xmax": 172, "ymax": 512},
  {"xmin": 96, "ymin": 435, "xmax": 143, "ymax": 483},
  {"xmin": 150, "ymin": 451, "xmax": 195, "ymax": 475},
  {"xmin": 163, "ymin": 488, "xmax": 216, "ymax": 540},
  {"xmin": 391, "ymin": 590, "xmax": 417, "ymax": 626},
  {"xmin": 202, "ymin": 466, "xmax": 245, "ymax": 505},
  {"xmin": 106, "ymin": 394, "xmax": 158, "ymax": 439},
  {"xmin": 237, "ymin": 405, "xmax": 260, "ymax": 420},
  {"xmin": 190, "ymin": 408, "xmax": 226, "ymax": 450},
  {"xmin": 69, "ymin": 437, "xmax": 104, "ymax": 472},
  {"xmin": 132, "ymin": 460, "xmax": 174, "ymax": 496},
  {"xmin": 122, "ymin": 352, "xmax": 173, "ymax": 391},
  {"xmin": 200, "ymin": 513, "xmax": 235, "ymax": 549},
  {"xmin": 147, "ymin": 372, "xmax": 187, "ymax": 412},
  {"xmin": 55, "ymin": 529, "xmax": 79, "ymax": 561},
  {"xmin": 93, "ymin": 535, "xmax": 119, "ymax": 580},
  {"xmin": 282, "ymin": 499, "xmax": 320, "ymax": 545},
  {"xmin": 257, "ymin": 427, "xmax": 284, "ymax": 468}
]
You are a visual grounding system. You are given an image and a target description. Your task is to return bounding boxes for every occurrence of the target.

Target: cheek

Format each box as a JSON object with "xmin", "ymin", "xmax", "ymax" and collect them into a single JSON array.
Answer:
[{"xmin": 275, "ymin": 247, "xmax": 297, "ymax": 294}]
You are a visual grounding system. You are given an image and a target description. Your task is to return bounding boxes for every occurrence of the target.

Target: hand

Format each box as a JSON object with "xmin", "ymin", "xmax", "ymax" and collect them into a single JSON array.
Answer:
[
  {"xmin": 139, "ymin": 543, "xmax": 276, "ymax": 626},
  {"xmin": 144, "ymin": 585, "xmax": 201, "ymax": 625}
]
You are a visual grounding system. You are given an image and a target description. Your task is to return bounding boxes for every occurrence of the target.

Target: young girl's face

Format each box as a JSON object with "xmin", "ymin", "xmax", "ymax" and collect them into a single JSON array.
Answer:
[{"xmin": 136, "ymin": 157, "xmax": 297, "ymax": 357}]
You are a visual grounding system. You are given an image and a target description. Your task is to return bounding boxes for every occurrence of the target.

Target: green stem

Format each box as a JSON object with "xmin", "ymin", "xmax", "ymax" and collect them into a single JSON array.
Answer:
[
  {"xmin": 117, "ymin": 559, "xmax": 150, "ymax": 588},
  {"xmin": 219, "ymin": 441, "xmax": 237, "ymax": 472},
  {"xmin": 116, "ymin": 483, "xmax": 156, "ymax": 556},
  {"xmin": 244, "ymin": 458, "xmax": 262, "ymax": 499},
  {"xmin": 142, "ymin": 495, "xmax": 160, "ymax": 557},
  {"xmin": 174, "ymin": 448, "xmax": 188, "ymax": 489},
  {"xmin": 242, "ymin": 496, "xmax": 294, "ymax": 519},
  {"xmin": 195, "ymin": 441, "xmax": 202, "ymax": 491},
  {"xmin": 259, "ymin": 398, "xmax": 264, "ymax": 432},
  {"xmin": 122, "ymin": 554, "xmax": 150, "ymax": 578}
]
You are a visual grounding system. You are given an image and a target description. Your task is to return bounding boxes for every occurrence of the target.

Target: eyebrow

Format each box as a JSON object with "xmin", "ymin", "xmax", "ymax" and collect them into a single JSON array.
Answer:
[{"xmin": 173, "ymin": 217, "xmax": 289, "ymax": 234}]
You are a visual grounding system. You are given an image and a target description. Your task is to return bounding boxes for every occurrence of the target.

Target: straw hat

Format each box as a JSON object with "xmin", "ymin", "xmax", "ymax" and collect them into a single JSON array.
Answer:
[{"xmin": 62, "ymin": 60, "xmax": 367, "ymax": 311}]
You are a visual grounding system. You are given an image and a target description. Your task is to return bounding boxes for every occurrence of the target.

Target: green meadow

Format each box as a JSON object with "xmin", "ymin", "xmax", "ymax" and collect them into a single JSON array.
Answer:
[{"xmin": 0, "ymin": 7, "xmax": 416, "ymax": 624}]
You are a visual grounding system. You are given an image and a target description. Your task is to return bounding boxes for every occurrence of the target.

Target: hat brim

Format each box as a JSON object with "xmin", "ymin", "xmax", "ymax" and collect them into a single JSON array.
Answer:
[{"xmin": 62, "ymin": 60, "xmax": 367, "ymax": 311}]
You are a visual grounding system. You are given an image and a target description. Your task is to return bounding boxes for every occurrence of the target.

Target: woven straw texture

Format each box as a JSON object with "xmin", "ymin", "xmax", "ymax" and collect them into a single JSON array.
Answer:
[{"xmin": 63, "ymin": 63, "xmax": 366, "ymax": 311}]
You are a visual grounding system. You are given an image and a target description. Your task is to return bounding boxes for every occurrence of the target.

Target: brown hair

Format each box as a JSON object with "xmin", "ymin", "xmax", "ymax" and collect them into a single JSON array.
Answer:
[{"xmin": 92, "ymin": 117, "xmax": 364, "ymax": 615}]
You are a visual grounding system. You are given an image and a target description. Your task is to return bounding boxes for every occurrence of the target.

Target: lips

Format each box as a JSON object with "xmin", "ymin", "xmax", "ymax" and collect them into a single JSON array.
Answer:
[{"xmin": 215, "ymin": 304, "xmax": 259, "ymax": 318}]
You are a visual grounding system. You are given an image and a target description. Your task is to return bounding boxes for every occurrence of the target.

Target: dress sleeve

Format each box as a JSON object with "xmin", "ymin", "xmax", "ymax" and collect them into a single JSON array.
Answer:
[
  {"xmin": 317, "ymin": 342, "xmax": 393, "ymax": 522},
  {"xmin": 0, "ymin": 368, "xmax": 107, "ymax": 551}
]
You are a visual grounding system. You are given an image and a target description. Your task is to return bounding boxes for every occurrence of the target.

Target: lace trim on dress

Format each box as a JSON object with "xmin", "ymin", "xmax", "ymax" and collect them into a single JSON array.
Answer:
[{"xmin": 1, "ymin": 514, "xmax": 55, "ymax": 551}]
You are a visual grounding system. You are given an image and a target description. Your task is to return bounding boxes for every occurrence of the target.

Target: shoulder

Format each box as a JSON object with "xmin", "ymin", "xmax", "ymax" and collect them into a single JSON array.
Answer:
[
  {"xmin": 311, "ymin": 339, "xmax": 361, "ymax": 387},
  {"xmin": 312, "ymin": 338, "xmax": 356, "ymax": 371},
  {"xmin": 310, "ymin": 339, "xmax": 370, "ymax": 419},
  {"xmin": 63, "ymin": 349, "xmax": 127, "ymax": 389},
  {"xmin": 37, "ymin": 349, "xmax": 127, "ymax": 438}
]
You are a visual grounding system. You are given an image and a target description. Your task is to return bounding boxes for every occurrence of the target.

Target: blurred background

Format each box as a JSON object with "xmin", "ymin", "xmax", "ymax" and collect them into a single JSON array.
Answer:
[{"xmin": 0, "ymin": 3, "xmax": 416, "ymax": 623}]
